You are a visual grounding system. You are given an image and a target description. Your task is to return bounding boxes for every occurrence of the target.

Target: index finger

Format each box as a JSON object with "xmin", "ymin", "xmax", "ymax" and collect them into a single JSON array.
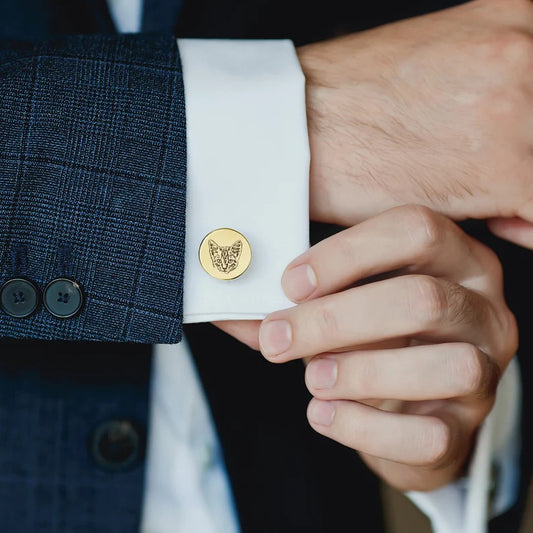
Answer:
[{"xmin": 282, "ymin": 205, "xmax": 499, "ymax": 302}]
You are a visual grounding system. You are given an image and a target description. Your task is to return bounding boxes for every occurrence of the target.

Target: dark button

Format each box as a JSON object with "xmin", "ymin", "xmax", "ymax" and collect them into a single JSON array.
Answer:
[
  {"xmin": 43, "ymin": 278, "xmax": 83, "ymax": 318},
  {"xmin": 0, "ymin": 278, "xmax": 40, "ymax": 318},
  {"xmin": 91, "ymin": 419, "xmax": 144, "ymax": 471}
]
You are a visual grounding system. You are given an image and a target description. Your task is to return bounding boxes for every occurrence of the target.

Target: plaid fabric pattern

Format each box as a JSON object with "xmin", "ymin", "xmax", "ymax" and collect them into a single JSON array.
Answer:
[
  {"xmin": 0, "ymin": 34, "xmax": 186, "ymax": 343},
  {"xmin": 0, "ymin": 341, "xmax": 152, "ymax": 533}
]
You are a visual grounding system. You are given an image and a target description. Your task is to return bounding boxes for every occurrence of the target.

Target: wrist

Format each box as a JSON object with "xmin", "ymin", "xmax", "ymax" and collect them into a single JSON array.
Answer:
[{"xmin": 297, "ymin": 38, "xmax": 394, "ymax": 226}]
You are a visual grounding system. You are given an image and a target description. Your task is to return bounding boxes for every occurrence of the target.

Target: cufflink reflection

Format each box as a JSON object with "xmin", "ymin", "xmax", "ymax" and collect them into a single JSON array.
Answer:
[{"xmin": 199, "ymin": 228, "xmax": 251, "ymax": 280}]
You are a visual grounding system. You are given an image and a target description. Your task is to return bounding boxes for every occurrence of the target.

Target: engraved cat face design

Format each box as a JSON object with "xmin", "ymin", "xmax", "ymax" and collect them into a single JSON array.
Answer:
[{"xmin": 208, "ymin": 239, "xmax": 242, "ymax": 274}]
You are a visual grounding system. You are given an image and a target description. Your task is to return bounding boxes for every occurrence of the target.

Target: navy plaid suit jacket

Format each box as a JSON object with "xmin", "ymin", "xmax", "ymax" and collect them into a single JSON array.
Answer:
[
  {"xmin": 0, "ymin": 31, "xmax": 187, "ymax": 344},
  {"xmin": 0, "ymin": 4, "xmax": 188, "ymax": 531}
]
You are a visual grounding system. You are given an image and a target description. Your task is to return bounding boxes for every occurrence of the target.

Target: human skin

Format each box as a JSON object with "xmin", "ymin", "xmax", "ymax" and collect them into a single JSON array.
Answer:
[
  {"xmin": 218, "ymin": 205, "xmax": 517, "ymax": 491},
  {"xmin": 300, "ymin": 0, "xmax": 533, "ymax": 246},
  {"xmin": 222, "ymin": 0, "xmax": 533, "ymax": 345},
  {"xmin": 260, "ymin": 205, "xmax": 517, "ymax": 491},
  {"xmin": 216, "ymin": 0, "xmax": 531, "ymax": 490}
]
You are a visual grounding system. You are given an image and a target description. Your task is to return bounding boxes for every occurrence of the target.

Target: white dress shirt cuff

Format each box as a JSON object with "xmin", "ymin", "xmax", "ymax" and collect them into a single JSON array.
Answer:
[{"xmin": 177, "ymin": 39, "xmax": 309, "ymax": 323}]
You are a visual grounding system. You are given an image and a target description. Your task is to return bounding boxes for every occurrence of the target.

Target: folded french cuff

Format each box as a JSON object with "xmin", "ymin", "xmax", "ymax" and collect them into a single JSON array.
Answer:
[{"xmin": 178, "ymin": 39, "xmax": 310, "ymax": 323}]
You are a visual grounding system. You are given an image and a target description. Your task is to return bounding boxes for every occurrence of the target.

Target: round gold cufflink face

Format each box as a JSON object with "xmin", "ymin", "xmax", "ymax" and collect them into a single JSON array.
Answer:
[{"xmin": 199, "ymin": 228, "xmax": 252, "ymax": 280}]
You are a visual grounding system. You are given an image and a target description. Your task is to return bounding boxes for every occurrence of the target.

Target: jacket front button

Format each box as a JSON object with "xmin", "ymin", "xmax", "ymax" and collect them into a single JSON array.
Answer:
[
  {"xmin": 91, "ymin": 419, "xmax": 144, "ymax": 471},
  {"xmin": 43, "ymin": 278, "xmax": 83, "ymax": 318},
  {"xmin": 0, "ymin": 278, "xmax": 40, "ymax": 318}
]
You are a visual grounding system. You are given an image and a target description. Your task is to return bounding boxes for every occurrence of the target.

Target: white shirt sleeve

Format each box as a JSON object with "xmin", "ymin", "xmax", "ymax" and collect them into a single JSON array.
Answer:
[
  {"xmin": 177, "ymin": 39, "xmax": 310, "ymax": 323},
  {"xmin": 406, "ymin": 357, "xmax": 521, "ymax": 533},
  {"xmin": 145, "ymin": 41, "xmax": 309, "ymax": 533},
  {"xmin": 106, "ymin": 0, "xmax": 142, "ymax": 33}
]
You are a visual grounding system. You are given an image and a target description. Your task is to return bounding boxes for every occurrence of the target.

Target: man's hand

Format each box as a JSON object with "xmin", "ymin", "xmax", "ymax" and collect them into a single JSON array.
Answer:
[
  {"xmin": 299, "ymin": 0, "xmax": 533, "ymax": 248},
  {"xmin": 256, "ymin": 205, "xmax": 517, "ymax": 491}
]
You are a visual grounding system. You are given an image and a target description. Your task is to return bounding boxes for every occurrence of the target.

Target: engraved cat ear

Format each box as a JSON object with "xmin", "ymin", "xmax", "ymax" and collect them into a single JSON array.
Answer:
[
  {"xmin": 208, "ymin": 240, "xmax": 220, "ymax": 252},
  {"xmin": 231, "ymin": 240, "xmax": 242, "ymax": 259},
  {"xmin": 208, "ymin": 240, "xmax": 220, "ymax": 268}
]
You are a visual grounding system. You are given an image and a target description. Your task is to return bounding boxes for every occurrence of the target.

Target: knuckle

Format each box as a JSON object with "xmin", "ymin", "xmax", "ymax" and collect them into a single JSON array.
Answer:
[
  {"xmin": 446, "ymin": 283, "xmax": 477, "ymax": 328},
  {"xmin": 419, "ymin": 418, "xmax": 452, "ymax": 467},
  {"xmin": 406, "ymin": 275, "xmax": 448, "ymax": 327},
  {"xmin": 316, "ymin": 299, "xmax": 340, "ymax": 339},
  {"xmin": 496, "ymin": 308, "xmax": 519, "ymax": 363},
  {"xmin": 472, "ymin": 28, "xmax": 533, "ymax": 123},
  {"xmin": 481, "ymin": 245, "xmax": 504, "ymax": 285},
  {"xmin": 488, "ymin": 30, "xmax": 533, "ymax": 72},
  {"xmin": 505, "ymin": 0, "xmax": 533, "ymax": 19},
  {"xmin": 403, "ymin": 205, "xmax": 446, "ymax": 255},
  {"xmin": 335, "ymin": 232, "xmax": 358, "ymax": 265},
  {"xmin": 505, "ymin": 310, "xmax": 519, "ymax": 356},
  {"xmin": 356, "ymin": 356, "xmax": 378, "ymax": 397},
  {"xmin": 457, "ymin": 345, "xmax": 499, "ymax": 398},
  {"xmin": 471, "ymin": 397, "xmax": 498, "ymax": 428}
]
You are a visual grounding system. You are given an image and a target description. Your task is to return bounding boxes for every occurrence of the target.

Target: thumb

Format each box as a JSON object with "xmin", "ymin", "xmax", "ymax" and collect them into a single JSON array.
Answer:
[{"xmin": 212, "ymin": 320, "xmax": 261, "ymax": 351}]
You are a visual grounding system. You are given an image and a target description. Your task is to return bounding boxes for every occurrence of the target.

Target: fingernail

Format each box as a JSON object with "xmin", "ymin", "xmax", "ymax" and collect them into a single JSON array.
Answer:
[
  {"xmin": 308, "ymin": 400, "xmax": 335, "ymax": 427},
  {"xmin": 259, "ymin": 320, "xmax": 292, "ymax": 358},
  {"xmin": 282, "ymin": 264, "xmax": 317, "ymax": 302},
  {"xmin": 307, "ymin": 357, "xmax": 338, "ymax": 390}
]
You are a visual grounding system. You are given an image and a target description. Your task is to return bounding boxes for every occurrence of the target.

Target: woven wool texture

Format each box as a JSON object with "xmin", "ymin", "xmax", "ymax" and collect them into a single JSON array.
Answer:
[{"xmin": 0, "ymin": 34, "xmax": 186, "ymax": 343}]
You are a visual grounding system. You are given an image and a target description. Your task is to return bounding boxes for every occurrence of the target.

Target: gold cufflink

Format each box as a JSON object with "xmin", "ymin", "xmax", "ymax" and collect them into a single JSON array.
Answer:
[{"xmin": 199, "ymin": 228, "xmax": 252, "ymax": 280}]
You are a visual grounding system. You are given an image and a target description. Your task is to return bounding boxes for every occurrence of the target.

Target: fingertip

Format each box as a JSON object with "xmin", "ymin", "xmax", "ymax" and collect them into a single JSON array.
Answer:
[
  {"xmin": 305, "ymin": 356, "xmax": 338, "ymax": 392},
  {"xmin": 307, "ymin": 398, "xmax": 336, "ymax": 427},
  {"xmin": 486, "ymin": 216, "xmax": 514, "ymax": 234},
  {"xmin": 281, "ymin": 263, "xmax": 317, "ymax": 302},
  {"xmin": 488, "ymin": 217, "xmax": 533, "ymax": 249},
  {"xmin": 258, "ymin": 319, "xmax": 292, "ymax": 360},
  {"xmin": 212, "ymin": 320, "xmax": 261, "ymax": 351}
]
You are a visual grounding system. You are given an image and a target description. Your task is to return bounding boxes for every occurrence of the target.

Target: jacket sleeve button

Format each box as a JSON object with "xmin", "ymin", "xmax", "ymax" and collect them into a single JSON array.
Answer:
[
  {"xmin": 43, "ymin": 278, "xmax": 84, "ymax": 318},
  {"xmin": 0, "ymin": 278, "xmax": 40, "ymax": 318}
]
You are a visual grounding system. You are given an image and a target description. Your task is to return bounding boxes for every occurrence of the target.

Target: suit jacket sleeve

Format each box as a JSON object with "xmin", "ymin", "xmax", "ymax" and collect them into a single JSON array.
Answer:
[{"xmin": 0, "ymin": 34, "xmax": 186, "ymax": 343}]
